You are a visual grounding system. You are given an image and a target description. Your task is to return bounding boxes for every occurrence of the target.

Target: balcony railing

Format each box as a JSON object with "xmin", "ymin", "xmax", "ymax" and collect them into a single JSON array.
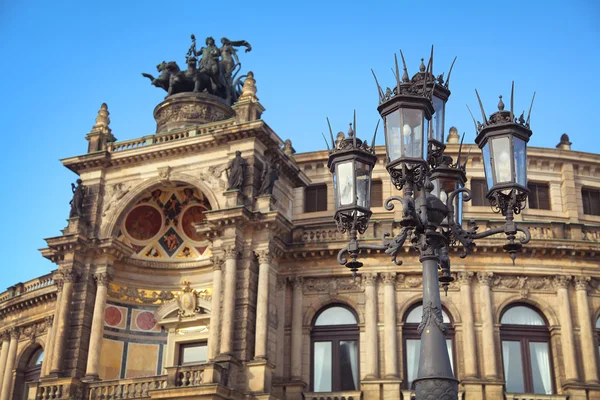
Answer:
[
  {"xmin": 505, "ymin": 394, "xmax": 568, "ymax": 400},
  {"xmin": 88, "ymin": 376, "xmax": 167, "ymax": 399},
  {"xmin": 0, "ymin": 273, "xmax": 55, "ymax": 304}
]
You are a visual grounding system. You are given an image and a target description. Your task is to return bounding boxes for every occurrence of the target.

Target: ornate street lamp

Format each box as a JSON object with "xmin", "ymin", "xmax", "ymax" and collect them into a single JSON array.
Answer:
[{"xmin": 328, "ymin": 49, "xmax": 535, "ymax": 400}]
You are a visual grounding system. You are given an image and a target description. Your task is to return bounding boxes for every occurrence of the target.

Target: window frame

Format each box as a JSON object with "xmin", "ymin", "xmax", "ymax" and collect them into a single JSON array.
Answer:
[
  {"xmin": 402, "ymin": 303, "xmax": 456, "ymax": 390},
  {"xmin": 500, "ymin": 304, "xmax": 555, "ymax": 395},
  {"xmin": 371, "ymin": 180, "xmax": 383, "ymax": 208},
  {"xmin": 527, "ymin": 182, "xmax": 551, "ymax": 210},
  {"xmin": 178, "ymin": 341, "xmax": 208, "ymax": 366},
  {"xmin": 305, "ymin": 184, "xmax": 328, "ymax": 213},
  {"xmin": 469, "ymin": 179, "xmax": 488, "ymax": 206},
  {"xmin": 310, "ymin": 304, "xmax": 360, "ymax": 392},
  {"xmin": 582, "ymin": 187, "xmax": 600, "ymax": 216}
]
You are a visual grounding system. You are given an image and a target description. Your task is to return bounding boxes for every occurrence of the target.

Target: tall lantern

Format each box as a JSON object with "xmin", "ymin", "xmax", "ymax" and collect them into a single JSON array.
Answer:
[{"xmin": 475, "ymin": 89, "xmax": 533, "ymax": 216}]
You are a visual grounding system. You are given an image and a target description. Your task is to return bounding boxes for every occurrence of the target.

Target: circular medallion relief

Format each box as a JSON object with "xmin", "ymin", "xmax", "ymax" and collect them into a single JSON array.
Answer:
[
  {"xmin": 105, "ymin": 306, "xmax": 122, "ymax": 327},
  {"xmin": 181, "ymin": 206, "xmax": 208, "ymax": 242},
  {"xmin": 125, "ymin": 205, "xmax": 162, "ymax": 241},
  {"xmin": 136, "ymin": 311, "xmax": 157, "ymax": 331}
]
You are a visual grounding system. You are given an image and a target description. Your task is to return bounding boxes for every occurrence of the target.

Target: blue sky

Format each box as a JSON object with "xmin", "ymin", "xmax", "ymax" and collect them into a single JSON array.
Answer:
[{"xmin": 0, "ymin": 0, "xmax": 598, "ymax": 289}]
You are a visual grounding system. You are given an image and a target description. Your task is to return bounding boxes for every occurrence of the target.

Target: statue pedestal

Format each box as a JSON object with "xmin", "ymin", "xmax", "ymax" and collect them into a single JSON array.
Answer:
[
  {"xmin": 255, "ymin": 194, "xmax": 276, "ymax": 213},
  {"xmin": 224, "ymin": 190, "xmax": 245, "ymax": 208},
  {"xmin": 153, "ymin": 92, "xmax": 235, "ymax": 133},
  {"xmin": 62, "ymin": 217, "xmax": 88, "ymax": 235}
]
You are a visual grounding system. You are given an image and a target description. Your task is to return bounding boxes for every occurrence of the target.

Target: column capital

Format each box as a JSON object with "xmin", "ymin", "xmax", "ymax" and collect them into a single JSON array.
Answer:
[
  {"xmin": 574, "ymin": 276, "xmax": 590, "ymax": 291},
  {"xmin": 9, "ymin": 327, "xmax": 20, "ymax": 340},
  {"xmin": 276, "ymin": 277, "xmax": 288, "ymax": 291},
  {"xmin": 380, "ymin": 272, "xmax": 397, "ymax": 285},
  {"xmin": 363, "ymin": 273, "xmax": 378, "ymax": 286},
  {"xmin": 477, "ymin": 272, "xmax": 493, "ymax": 286},
  {"xmin": 457, "ymin": 271, "xmax": 474, "ymax": 285},
  {"xmin": 210, "ymin": 256, "xmax": 223, "ymax": 271},
  {"xmin": 93, "ymin": 272, "xmax": 111, "ymax": 287},
  {"xmin": 0, "ymin": 330, "xmax": 9, "ymax": 342},
  {"xmin": 45, "ymin": 315, "xmax": 55, "ymax": 327},
  {"xmin": 291, "ymin": 276, "xmax": 303, "ymax": 289},
  {"xmin": 62, "ymin": 269, "xmax": 79, "ymax": 283},
  {"xmin": 255, "ymin": 249, "xmax": 272, "ymax": 265},
  {"xmin": 554, "ymin": 275, "xmax": 572, "ymax": 290},
  {"xmin": 223, "ymin": 245, "xmax": 239, "ymax": 260}
]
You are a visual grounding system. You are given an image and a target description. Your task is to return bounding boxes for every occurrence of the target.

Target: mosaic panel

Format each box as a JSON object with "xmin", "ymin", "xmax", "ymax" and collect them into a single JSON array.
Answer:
[{"xmin": 104, "ymin": 304, "xmax": 128, "ymax": 329}]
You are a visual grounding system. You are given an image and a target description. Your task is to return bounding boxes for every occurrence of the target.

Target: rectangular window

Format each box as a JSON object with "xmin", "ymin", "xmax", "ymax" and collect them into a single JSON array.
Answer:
[
  {"xmin": 470, "ymin": 179, "xmax": 488, "ymax": 206},
  {"xmin": 502, "ymin": 340, "xmax": 526, "ymax": 393},
  {"xmin": 528, "ymin": 182, "xmax": 551, "ymax": 210},
  {"xmin": 313, "ymin": 341, "xmax": 332, "ymax": 392},
  {"xmin": 371, "ymin": 180, "xmax": 383, "ymax": 208},
  {"xmin": 179, "ymin": 342, "xmax": 207, "ymax": 365},
  {"xmin": 582, "ymin": 188, "xmax": 600, "ymax": 216},
  {"xmin": 305, "ymin": 185, "xmax": 328, "ymax": 213}
]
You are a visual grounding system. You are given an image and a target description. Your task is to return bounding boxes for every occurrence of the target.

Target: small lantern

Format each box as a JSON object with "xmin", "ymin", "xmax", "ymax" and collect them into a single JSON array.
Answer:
[
  {"xmin": 431, "ymin": 160, "xmax": 466, "ymax": 228},
  {"xmin": 328, "ymin": 127, "xmax": 378, "ymax": 234},
  {"xmin": 475, "ymin": 92, "xmax": 532, "ymax": 215},
  {"xmin": 429, "ymin": 82, "xmax": 451, "ymax": 148}
]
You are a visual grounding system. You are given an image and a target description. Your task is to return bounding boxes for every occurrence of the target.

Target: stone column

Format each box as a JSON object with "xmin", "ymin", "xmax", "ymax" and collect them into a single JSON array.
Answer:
[
  {"xmin": 219, "ymin": 246, "xmax": 238, "ymax": 357},
  {"xmin": 0, "ymin": 328, "xmax": 20, "ymax": 400},
  {"xmin": 41, "ymin": 316, "xmax": 55, "ymax": 377},
  {"xmin": 363, "ymin": 273, "xmax": 379, "ymax": 379},
  {"xmin": 84, "ymin": 272, "xmax": 110, "ymax": 380},
  {"xmin": 208, "ymin": 259, "xmax": 223, "ymax": 360},
  {"xmin": 0, "ymin": 332, "xmax": 10, "ymax": 394},
  {"xmin": 477, "ymin": 272, "xmax": 498, "ymax": 379},
  {"xmin": 50, "ymin": 270, "xmax": 77, "ymax": 376},
  {"xmin": 382, "ymin": 273, "xmax": 398, "ymax": 378},
  {"xmin": 574, "ymin": 277, "xmax": 599, "ymax": 383},
  {"xmin": 458, "ymin": 272, "xmax": 478, "ymax": 378},
  {"xmin": 555, "ymin": 275, "xmax": 579, "ymax": 382},
  {"xmin": 254, "ymin": 250, "xmax": 272, "ymax": 360},
  {"xmin": 290, "ymin": 277, "xmax": 303, "ymax": 380}
]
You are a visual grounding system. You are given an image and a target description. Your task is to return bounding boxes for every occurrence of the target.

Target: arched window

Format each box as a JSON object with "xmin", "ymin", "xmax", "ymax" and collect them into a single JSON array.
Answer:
[
  {"xmin": 311, "ymin": 305, "xmax": 359, "ymax": 392},
  {"xmin": 19, "ymin": 347, "xmax": 44, "ymax": 400},
  {"xmin": 500, "ymin": 305, "xmax": 554, "ymax": 394},
  {"xmin": 403, "ymin": 303, "xmax": 455, "ymax": 389},
  {"xmin": 596, "ymin": 316, "xmax": 600, "ymax": 362}
]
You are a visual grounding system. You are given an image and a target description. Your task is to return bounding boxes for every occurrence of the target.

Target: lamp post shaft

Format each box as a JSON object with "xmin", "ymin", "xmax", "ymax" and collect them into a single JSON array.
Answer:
[{"xmin": 414, "ymin": 253, "xmax": 458, "ymax": 400}]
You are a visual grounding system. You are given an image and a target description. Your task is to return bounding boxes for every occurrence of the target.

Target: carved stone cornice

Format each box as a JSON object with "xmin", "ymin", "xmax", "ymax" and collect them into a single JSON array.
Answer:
[
  {"xmin": 491, "ymin": 274, "xmax": 554, "ymax": 298},
  {"xmin": 574, "ymin": 276, "xmax": 591, "ymax": 291},
  {"xmin": 362, "ymin": 273, "xmax": 378, "ymax": 287},
  {"xmin": 302, "ymin": 276, "xmax": 362, "ymax": 299},
  {"xmin": 554, "ymin": 275, "xmax": 572, "ymax": 290},
  {"xmin": 456, "ymin": 271, "xmax": 474, "ymax": 286},
  {"xmin": 95, "ymin": 238, "xmax": 135, "ymax": 260},
  {"xmin": 396, "ymin": 274, "xmax": 422, "ymax": 289},
  {"xmin": 40, "ymin": 234, "xmax": 90, "ymax": 264},
  {"xmin": 381, "ymin": 272, "xmax": 397, "ymax": 285},
  {"xmin": 477, "ymin": 272, "xmax": 493, "ymax": 286}
]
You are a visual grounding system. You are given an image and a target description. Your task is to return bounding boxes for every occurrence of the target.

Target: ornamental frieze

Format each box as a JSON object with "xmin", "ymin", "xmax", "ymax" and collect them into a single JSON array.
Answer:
[
  {"xmin": 303, "ymin": 276, "xmax": 362, "ymax": 297},
  {"xmin": 107, "ymin": 283, "xmax": 176, "ymax": 304}
]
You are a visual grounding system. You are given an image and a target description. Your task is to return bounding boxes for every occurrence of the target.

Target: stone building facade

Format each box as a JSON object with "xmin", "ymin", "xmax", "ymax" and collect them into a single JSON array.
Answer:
[{"xmin": 0, "ymin": 74, "xmax": 599, "ymax": 400}]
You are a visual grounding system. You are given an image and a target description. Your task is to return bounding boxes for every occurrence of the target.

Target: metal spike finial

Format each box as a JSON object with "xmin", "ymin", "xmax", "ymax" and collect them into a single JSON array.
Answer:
[
  {"xmin": 348, "ymin": 123, "xmax": 355, "ymax": 137},
  {"xmin": 445, "ymin": 56, "xmax": 457, "ymax": 89},
  {"xmin": 326, "ymin": 117, "xmax": 335, "ymax": 149},
  {"xmin": 466, "ymin": 104, "xmax": 479, "ymax": 132},
  {"xmin": 352, "ymin": 110, "xmax": 357, "ymax": 148},
  {"xmin": 525, "ymin": 92, "xmax": 536, "ymax": 126},
  {"xmin": 394, "ymin": 54, "xmax": 402, "ymax": 91},
  {"xmin": 399, "ymin": 50, "xmax": 409, "ymax": 82},
  {"xmin": 429, "ymin": 45, "xmax": 434, "ymax": 77},
  {"xmin": 419, "ymin": 58, "xmax": 426, "ymax": 72},
  {"xmin": 456, "ymin": 133, "xmax": 465, "ymax": 168},
  {"xmin": 510, "ymin": 81, "xmax": 515, "ymax": 122},
  {"xmin": 371, "ymin": 69, "xmax": 385, "ymax": 103},
  {"xmin": 321, "ymin": 133, "xmax": 331, "ymax": 151},
  {"xmin": 474, "ymin": 89, "xmax": 489, "ymax": 125},
  {"xmin": 498, "ymin": 95, "xmax": 505, "ymax": 111},
  {"xmin": 371, "ymin": 120, "xmax": 380, "ymax": 151}
]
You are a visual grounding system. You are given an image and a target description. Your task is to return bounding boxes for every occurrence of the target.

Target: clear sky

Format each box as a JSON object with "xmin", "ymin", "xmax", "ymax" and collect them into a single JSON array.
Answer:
[{"xmin": 0, "ymin": 0, "xmax": 598, "ymax": 289}]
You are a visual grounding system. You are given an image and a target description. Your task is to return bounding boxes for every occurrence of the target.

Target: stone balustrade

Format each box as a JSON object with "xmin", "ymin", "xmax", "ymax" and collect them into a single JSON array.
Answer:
[
  {"xmin": 37, "ymin": 382, "xmax": 67, "ymax": 399},
  {"xmin": 165, "ymin": 362, "xmax": 228, "ymax": 388},
  {"xmin": 87, "ymin": 376, "xmax": 168, "ymax": 399},
  {"xmin": 505, "ymin": 394, "xmax": 568, "ymax": 400},
  {"xmin": 0, "ymin": 273, "xmax": 55, "ymax": 304}
]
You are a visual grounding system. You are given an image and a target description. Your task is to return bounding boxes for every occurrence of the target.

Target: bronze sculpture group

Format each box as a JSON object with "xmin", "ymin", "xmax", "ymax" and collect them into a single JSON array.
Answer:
[{"xmin": 142, "ymin": 35, "xmax": 252, "ymax": 105}]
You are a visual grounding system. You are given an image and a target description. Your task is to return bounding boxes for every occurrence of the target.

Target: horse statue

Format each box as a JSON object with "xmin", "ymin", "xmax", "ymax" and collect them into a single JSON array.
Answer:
[{"xmin": 142, "ymin": 61, "xmax": 170, "ymax": 91}]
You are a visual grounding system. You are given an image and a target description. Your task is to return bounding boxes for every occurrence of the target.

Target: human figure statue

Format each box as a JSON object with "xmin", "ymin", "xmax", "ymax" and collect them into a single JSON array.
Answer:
[
  {"xmin": 226, "ymin": 151, "xmax": 247, "ymax": 191},
  {"xmin": 196, "ymin": 37, "xmax": 224, "ymax": 92},
  {"xmin": 70, "ymin": 179, "xmax": 85, "ymax": 218},
  {"xmin": 259, "ymin": 161, "xmax": 280, "ymax": 195},
  {"xmin": 220, "ymin": 37, "xmax": 252, "ymax": 78}
]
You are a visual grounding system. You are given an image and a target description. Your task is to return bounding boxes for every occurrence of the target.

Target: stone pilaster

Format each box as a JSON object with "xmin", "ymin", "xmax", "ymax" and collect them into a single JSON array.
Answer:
[
  {"xmin": 477, "ymin": 272, "xmax": 498, "ymax": 379},
  {"xmin": 41, "ymin": 315, "xmax": 55, "ymax": 377},
  {"xmin": 219, "ymin": 245, "xmax": 238, "ymax": 357},
  {"xmin": 381, "ymin": 273, "xmax": 398, "ymax": 378},
  {"xmin": 84, "ymin": 272, "xmax": 111, "ymax": 380},
  {"xmin": 254, "ymin": 250, "xmax": 272, "ymax": 360},
  {"xmin": 290, "ymin": 277, "xmax": 303, "ymax": 380},
  {"xmin": 554, "ymin": 275, "xmax": 579, "ymax": 383},
  {"xmin": 208, "ymin": 258, "xmax": 223, "ymax": 360},
  {"xmin": 0, "ymin": 332, "xmax": 10, "ymax": 395},
  {"xmin": 363, "ymin": 273, "xmax": 379, "ymax": 379},
  {"xmin": 50, "ymin": 269, "xmax": 77, "ymax": 376},
  {"xmin": 574, "ymin": 276, "xmax": 598, "ymax": 383},
  {"xmin": 0, "ymin": 328, "xmax": 20, "ymax": 400},
  {"xmin": 458, "ymin": 272, "xmax": 478, "ymax": 378}
]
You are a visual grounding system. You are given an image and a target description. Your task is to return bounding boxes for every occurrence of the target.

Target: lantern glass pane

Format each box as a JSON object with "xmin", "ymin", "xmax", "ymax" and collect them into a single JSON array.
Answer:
[
  {"xmin": 356, "ymin": 161, "xmax": 372, "ymax": 210},
  {"xmin": 492, "ymin": 136, "xmax": 512, "ymax": 184},
  {"xmin": 513, "ymin": 137, "xmax": 527, "ymax": 187},
  {"xmin": 385, "ymin": 111, "xmax": 402, "ymax": 163},
  {"xmin": 482, "ymin": 142, "xmax": 494, "ymax": 190},
  {"xmin": 336, "ymin": 161, "xmax": 355, "ymax": 207},
  {"xmin": 400, "ymin": 108, "xmax": 424, "ymax": 159},
  {"xmin": 455, "ymin": 183, "xmax": 463, "ymax": 226},
  {"xmin": 431, "ymin": 95, "xmax": 445, "ymax": 143}
]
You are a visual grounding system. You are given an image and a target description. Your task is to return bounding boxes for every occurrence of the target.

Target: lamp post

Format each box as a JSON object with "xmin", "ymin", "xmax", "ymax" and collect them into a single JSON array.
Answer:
[{"xmin": 327, "ymin": 50, "xmax": 534, "ymax": 400}]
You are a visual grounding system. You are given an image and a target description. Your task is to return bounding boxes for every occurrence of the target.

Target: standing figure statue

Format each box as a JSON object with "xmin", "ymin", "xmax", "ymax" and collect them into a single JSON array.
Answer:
[
  {"xmin": 226, "ymin": 151, "xmax": 247, "ymax": 191},
  {"xmin": 196, "ymin": 37, "xmax": 226, "ymax": 96},
  {"xmin": 220, "ymin": 37, "xmax": 252, "ymax": 78},
  {"xmin": 259, "ymin": 160, "xmax": 280, "ymax": 195},
  {"xmin": 69, "ymin": 179, "xmax": 86, "ymax": 218}
]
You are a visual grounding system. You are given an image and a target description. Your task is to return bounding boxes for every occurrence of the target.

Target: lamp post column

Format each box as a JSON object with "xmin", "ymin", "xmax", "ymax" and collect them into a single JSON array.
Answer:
[
  {"xmin": 413, "ymin": 251, "xmax": 458, "ymax": 400},
  {"xmin": 574, "ymin": 277, "xmax": 599, "ymax": 383}
]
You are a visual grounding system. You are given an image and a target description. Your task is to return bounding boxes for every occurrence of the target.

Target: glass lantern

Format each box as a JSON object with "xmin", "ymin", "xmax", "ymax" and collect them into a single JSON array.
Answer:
[
  {"xmin": 430, "ymin": 94, "xmax": 446, "ymax": 145},
  {"xmin": 431, "ymin": 165, "xmax": 466, "ymax": 228}
]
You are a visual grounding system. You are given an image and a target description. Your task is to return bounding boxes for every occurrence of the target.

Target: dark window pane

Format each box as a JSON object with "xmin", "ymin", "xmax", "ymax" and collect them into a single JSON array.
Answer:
[
  {"xmin": 502, "ymin": 340, "xmax": 525, "ymax": 393},
  {"xmin": 371, "ymin": 180, "xmax": 383, "ymax": 207},
  {"xmin": 339, "ymin": 341, "xmax": 358, "ymax": 390},
  {"xmin": 529, "ymin": 342, "xmax": 552, "ymax": 394},
  {"xmin": 470, "ymin": 179, "xmax": 488, "ymax": 206},
  {"xmin": 582, "ymin": 188, "xmax": 600, "ymax": 216},
  {"xmin": 528, "ymin": 183, "xmax": 551, "ymax": 210},
  {"xmin": 313, "ymin": 341, "xmax": 332, "ymax": 392},
  {"xmin": 305, "ymin": 185, "xmax": 328, "ymax": 213}
]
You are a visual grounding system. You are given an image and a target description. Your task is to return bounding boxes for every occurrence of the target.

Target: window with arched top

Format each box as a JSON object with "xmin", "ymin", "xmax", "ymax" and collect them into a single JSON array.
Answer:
[
  {"xmin": 596, "ymin": 316, "xmax": 600, "ymax": 362},
  {"xmin": 17, "ymin": 347, "xmax": 44, "ymax": 400},
  {"xmin": 311, "ymin": 305, "xmax": 359, "ymax": 392},
  {"xmin": 500, "ymin": 304, "xmax": 554, "ymax": 394},
  {"xmin": 403, "ymin": 303, "xmax": 455, "ymax": 390}
]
